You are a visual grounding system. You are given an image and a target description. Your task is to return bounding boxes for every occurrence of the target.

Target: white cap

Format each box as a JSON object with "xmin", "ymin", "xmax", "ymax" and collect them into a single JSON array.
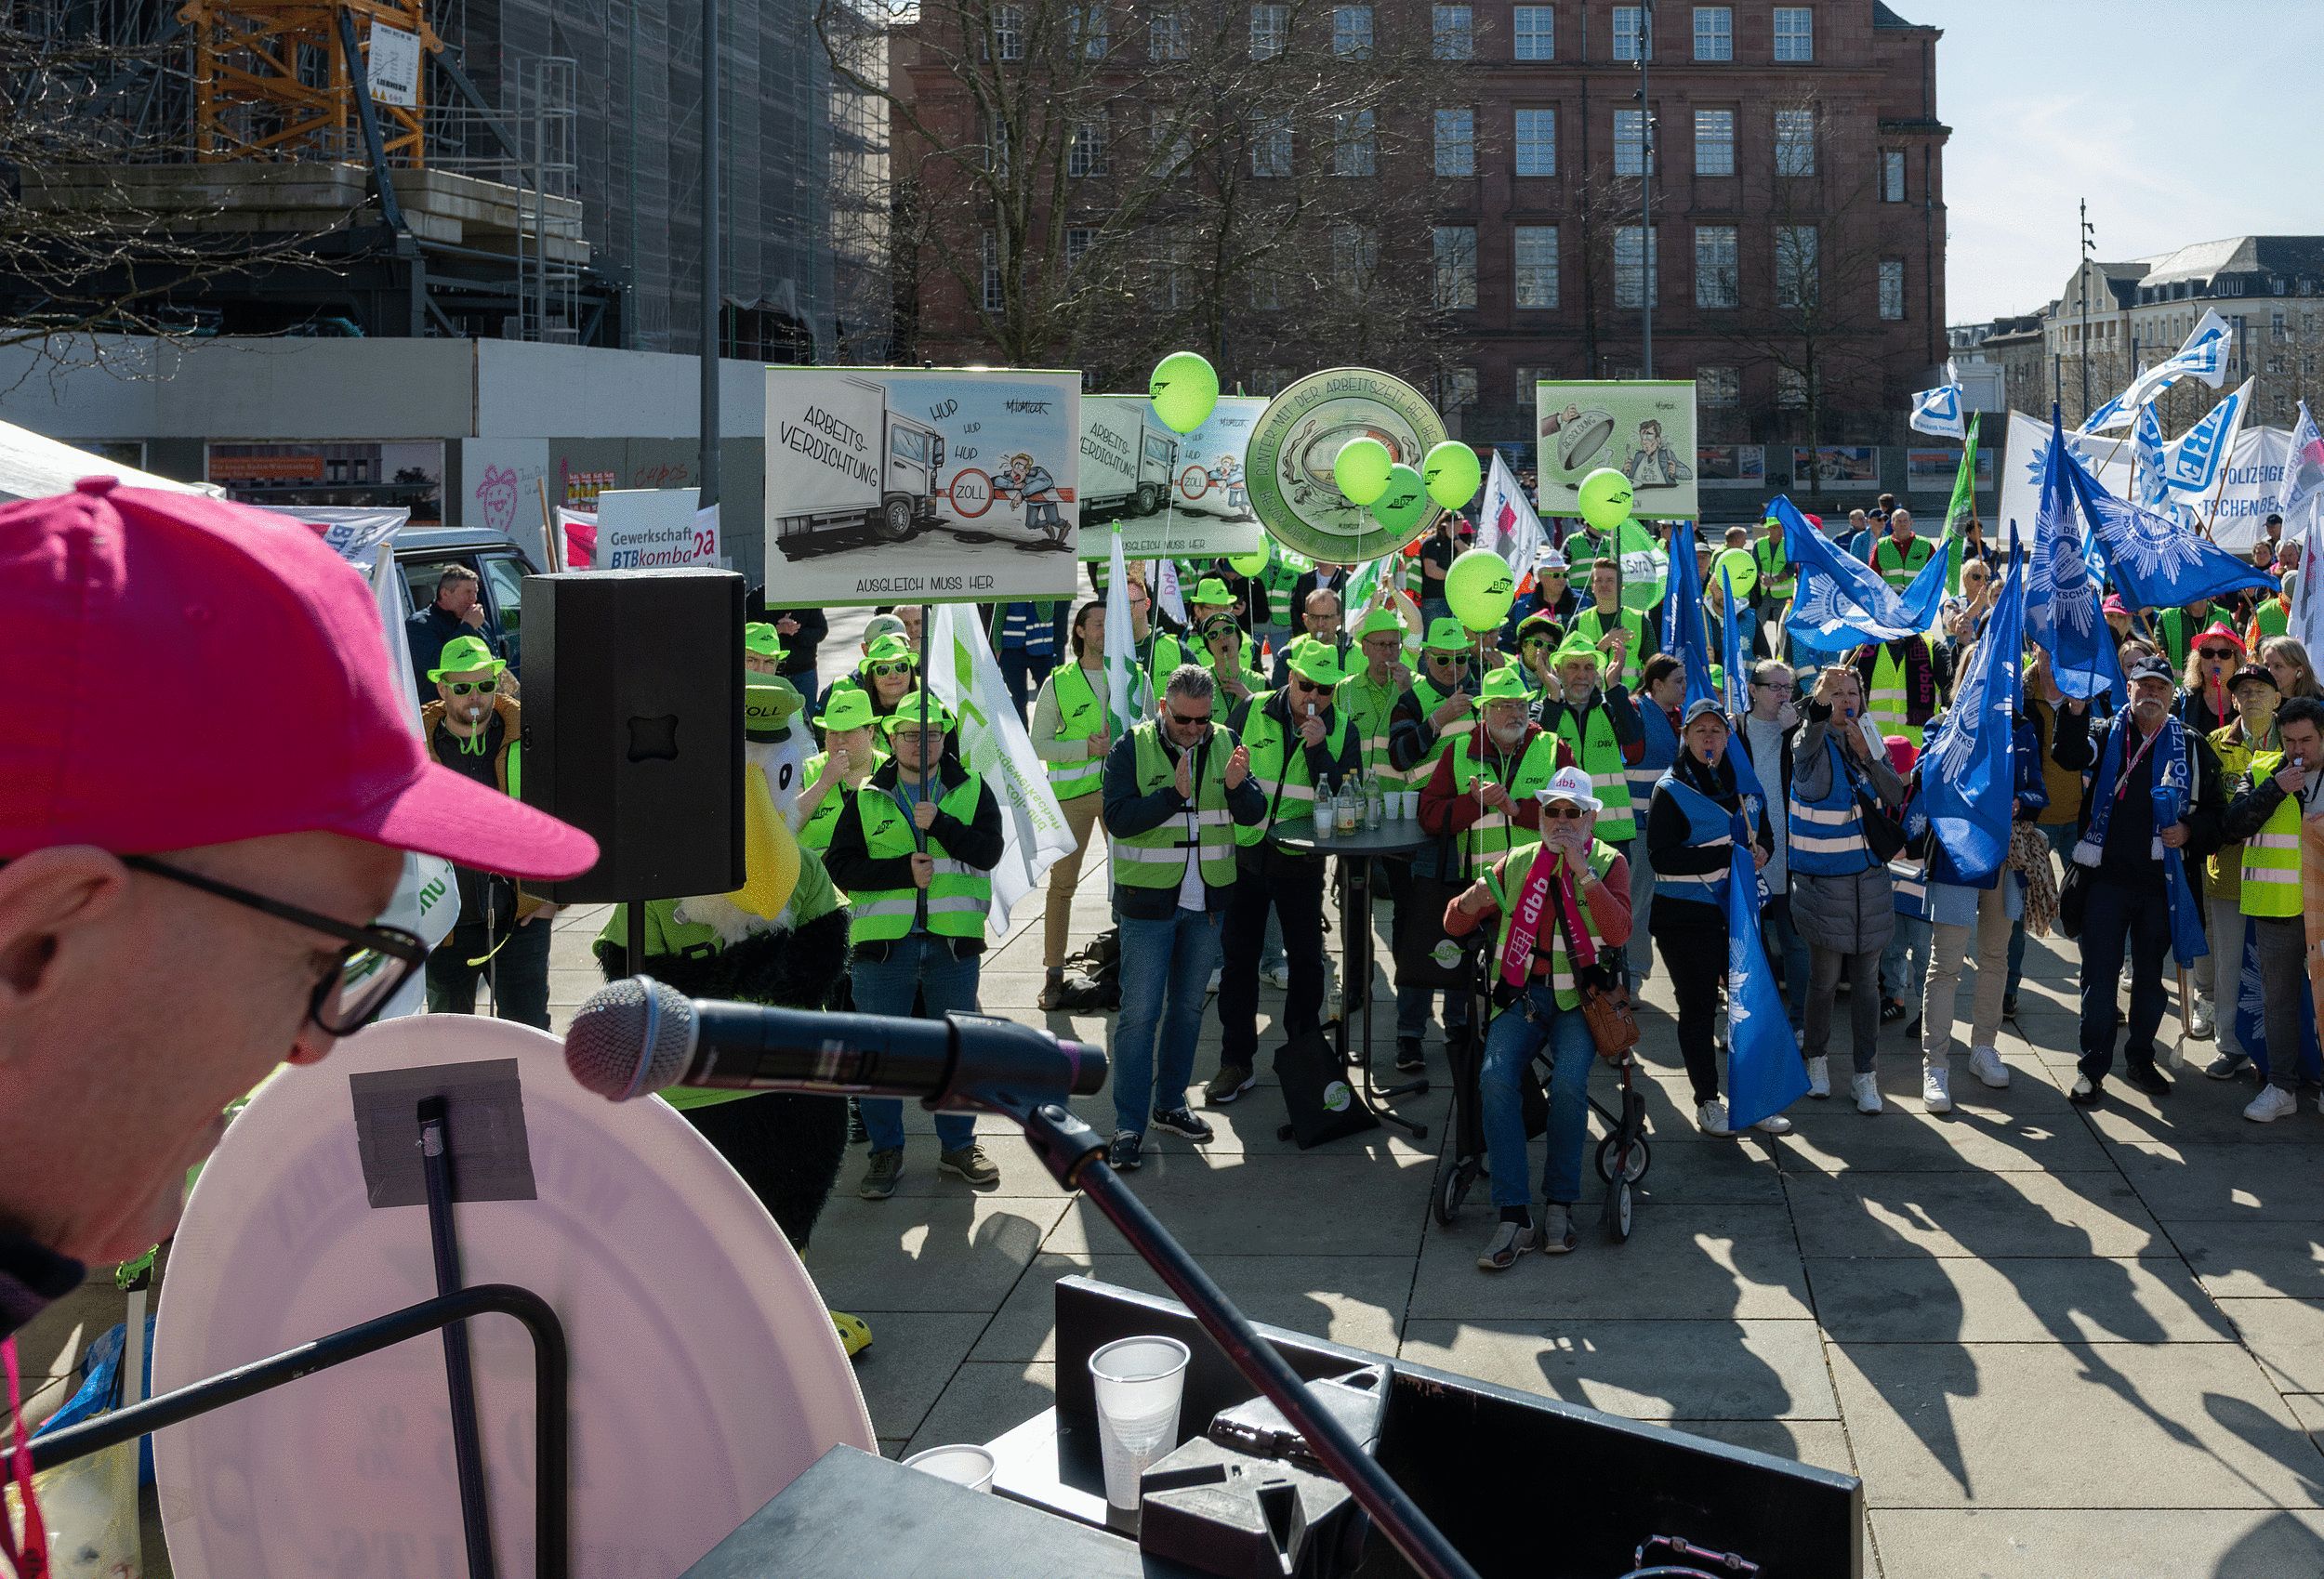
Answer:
[
  {"xmin": 1538, "ymin": 765, "xmax": 1601, "ymax": 812},
  {"xmin": 1536, "ymin": 547, "xmax": 1568, "ymax": 572}
]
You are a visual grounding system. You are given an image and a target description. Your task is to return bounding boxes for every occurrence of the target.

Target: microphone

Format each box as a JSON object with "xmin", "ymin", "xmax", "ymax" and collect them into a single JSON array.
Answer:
[{"xmin": 565, "ymin": 976, "xmax": 1109, "ymax": 1106}]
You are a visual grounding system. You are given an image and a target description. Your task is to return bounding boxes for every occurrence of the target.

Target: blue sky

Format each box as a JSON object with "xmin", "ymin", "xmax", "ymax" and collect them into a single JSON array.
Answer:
[{"xmin": 1915, "ymin": 0, "xmax": 2324, "ymax": 324}]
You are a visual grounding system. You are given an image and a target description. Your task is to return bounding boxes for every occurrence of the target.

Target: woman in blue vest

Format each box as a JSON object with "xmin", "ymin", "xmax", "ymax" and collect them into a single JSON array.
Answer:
[
  {"xmin": 1645, "ymin": 698, "xmax": 1786, "ymax": 1137},
  {"xmin": 1789, "ymin": 665, "xmax": 1908, "ymax": 1113},
  {"xmin": 1627, "ymin": 652, "xmax": 1685, "ymax": 986}
]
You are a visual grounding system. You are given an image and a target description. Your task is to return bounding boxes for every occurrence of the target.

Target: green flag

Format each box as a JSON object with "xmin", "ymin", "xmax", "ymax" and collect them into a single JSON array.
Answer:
[{"xmin": 1942, "ymin": 412, "xmax": 1980, "ymax": 595}]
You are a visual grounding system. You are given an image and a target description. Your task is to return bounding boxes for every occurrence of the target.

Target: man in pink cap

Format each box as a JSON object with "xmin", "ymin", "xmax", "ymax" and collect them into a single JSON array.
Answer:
[{"xmin": 0, "ymin": 478, "xmax": 598, "ymax": 1337}]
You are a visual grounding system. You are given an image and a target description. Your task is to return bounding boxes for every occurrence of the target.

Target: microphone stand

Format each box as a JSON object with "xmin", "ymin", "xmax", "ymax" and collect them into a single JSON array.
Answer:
[{"xmin": 984, "ymin": 1086, "xmax": 1481, "ymax": 1579}]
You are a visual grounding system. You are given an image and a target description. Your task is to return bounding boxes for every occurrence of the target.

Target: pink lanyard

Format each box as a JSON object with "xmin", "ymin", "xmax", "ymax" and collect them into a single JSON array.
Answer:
[{"xmin": 1, "ymin": 1336, "xmax": 47, "ymax": 1578}]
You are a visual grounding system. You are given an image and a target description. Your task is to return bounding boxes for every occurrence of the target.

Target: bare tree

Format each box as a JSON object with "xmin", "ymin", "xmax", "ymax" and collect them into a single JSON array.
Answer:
[
  {"xmin": 823, "ymin": 0, "xmax": 1466, "ymax": 388},
  {"xmin": 1, "ymin": 8, "xmax": 346, "ymax": 375}
]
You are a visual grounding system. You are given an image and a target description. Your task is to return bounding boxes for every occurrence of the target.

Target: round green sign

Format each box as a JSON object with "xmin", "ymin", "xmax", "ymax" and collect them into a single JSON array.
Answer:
[{"xmin": 1246, "ymin": 368, "xmax": 1449, "ymax": 564}]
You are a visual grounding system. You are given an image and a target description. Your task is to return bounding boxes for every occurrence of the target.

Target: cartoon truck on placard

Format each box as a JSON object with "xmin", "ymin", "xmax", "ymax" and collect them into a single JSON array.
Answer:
[{"xmin": 1079, "ymin": 403, "xmax": 1179, "ymax": 522}]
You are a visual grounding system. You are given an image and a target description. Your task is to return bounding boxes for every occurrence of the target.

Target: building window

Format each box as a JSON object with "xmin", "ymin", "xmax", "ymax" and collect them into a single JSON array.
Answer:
[
  {"xmin": 1513, "ymin": 225, "xmax": 1558, "ymax": 309},
  {"xmin": 1434, "ymin": 109, "xmax": 1476, "ymax": 177},
  {"xmin": 1612, "ymin": 4, "xmax": 1652, "ymax": 59},
  {"xmin": 1248, "ymin": 3, "xmax": 1287, "ymax": 57},
  {"xmin": 1333, "ymin": 223, "xmax": 1378, "ymax": 294},
  {"xmin": 1695, "ymin": 109, "xmax": 1734, "ymax": 175},
  {"xmin": 1069, "ymin": 5, "xmax": 1108, "ymax": 56},
  {"xmin": 1334, "ymin": 5, "xmax": 1373, "ymax": 56},
  {"xmin": 1879, "ymin": 258, "xmax": 1905, "ymax": 321},
  {"xmin": 1252, "ymin": 270, "xmax": 1282, "ymax": 309},
  {"xmin": 1150, "ymin": 7, "xmax": 1189, "ymax": 57},
  {"xmin": 1068, "ymin": 118, "xmax": 1108, "ymax": 177},
  {"xmin": 993, "ymin": 3, "xmax": 1023, "ymax": 59},
  {"xmin": 1614, "ymin": 108, "xmax": 1648, "ymax": 176},
  {"xmin": 1332, "ymin": 110, "xmax": 1377, "ymax": 175},
  {"xmin": 1513, "ymin": 108, "xmax": 1556, "ymax": 176},
  {"xmin": 1697, "ymin": 364, "xmax": 1740, "ymax": 408},
  {"xmin": 1775, "ymin": 108, "xmax": 1816, "ymax": 176},
  {"xmin": 1515, "ymin": 365, "xmax": 1545, "ymax": 401},
  {"xmin": 1695, "ymin": 226, "xmax": 1737, "ymax": 309},
  {"xmin": 1161, "ymin": 242, "xmax": 1192, "ymax": 309},
  {"xmin": 982, "ymin": 230, "xmax": 1004, "ymax": 310},
  {"xmin": 1615, "ymin": 225, "xmax": 1657, "ymax": 309},
  {"xmin": 1776, "ymin": 365, "xmax": 1808, "ymax": 407},
  {"xmin": 1433, "ymin": 4, "xmax": 1473, "ymax": 58},
  {"xmin": 1151, "ymin": 120, "xmax": 1192, "ymax": 178},
  {"xmin": 1693, "ymin": 5, "xmax": 1730, "ymax": 59},
  {"xmin": 1065, "ymin": 227, "xmax": 1095, "ymax": 270},
  {"xmin": 1251, "ymin": 113, "xmax": 1292, "ymax": 176},
  {"xmin": 1774, "ymin": 5, "xmax": 1813, "ymax": 60},
  {"xmin": 988, "ymin": 112, "xmax": 1010, "ymax": 175},
  {"xmin": 1882, "ymin": 150, "xmax": 1905, "ymax": 203},
  {"xmin": 1434, "ymin": 226, "xmax": 1478, "ymax": 309},
  {"xmin": 1443, "ymin": 367, "xmax": 1480, "ymax": 410},
  {"xmin": 1776, "ymin": 224, "xmax": 1817, "ymax": 309},
  {"xmin": 1512, "ymin": 5, "xmax": 1553, "ymax": 59}
]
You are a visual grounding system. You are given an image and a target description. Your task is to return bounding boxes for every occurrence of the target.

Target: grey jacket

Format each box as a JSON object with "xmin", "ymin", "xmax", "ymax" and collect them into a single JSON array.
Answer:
[{"xmin": 1787, "ymin": 704, "xmax": 1908, "ymax": 955}]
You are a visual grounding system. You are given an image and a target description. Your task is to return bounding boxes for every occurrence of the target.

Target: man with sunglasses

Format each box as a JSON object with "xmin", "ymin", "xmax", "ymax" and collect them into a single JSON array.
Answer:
[
  {"xmin": 0, "ymin": 478, "xmax": 597, "ymax": 1336},
  {"xmin": 1100, "ymin": 666, "xmax": 1266, "ymax": 1167},
  {"xmin": 419, "ymin": 634, "xmax": 561, "ymax": 1028},
  {"xmin": 1214, "ymin": 642, "xmax": 1360, "ymax": 1102}
]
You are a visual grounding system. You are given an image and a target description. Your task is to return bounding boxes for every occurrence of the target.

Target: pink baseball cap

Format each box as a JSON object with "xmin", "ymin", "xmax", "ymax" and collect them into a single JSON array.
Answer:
[{"xmin": 0, "ymin": 478, "xmax": 599, "ymax": 879}]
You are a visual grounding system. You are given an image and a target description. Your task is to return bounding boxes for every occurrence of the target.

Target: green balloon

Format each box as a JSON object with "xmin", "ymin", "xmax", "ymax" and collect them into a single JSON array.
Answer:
[
  {"xmin": 1228, "ymin": 541, "xmax": 1270, "ymax": 577},
  {"xmin": 1333, "ymin": 436, "xmax": 1394, "ymax": 507},
  {"xmin": 1711, "ymin": 546, "xmax": 1758, "ymax": 602},
  {"xmin": 1421, "ymin": 441, "xmax": 1482, "ymax": 511},
  {"xmin": 1445, "ymin": 546, "xmax": 1516, "ymax": 631},
  {"xmin": 1149, "ymin": 351, "xmax": 1220, "ymax": 435},
  {"xmin": 1369, "ymin": 464, "xmax": 1427, "ymax": 534},
  {"xmin": 1577, "ymin": 467, "xmax": 1636, "ymax": 533}
]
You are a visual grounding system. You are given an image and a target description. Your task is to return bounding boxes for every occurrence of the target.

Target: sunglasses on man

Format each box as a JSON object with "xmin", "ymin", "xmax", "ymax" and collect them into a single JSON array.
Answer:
[
  {"xmin": 1169, "ymin": 708, "xmax": 1213, "ymax": 729},
  {"xmin": 1541, "ymin": 805, "xmax": 1586, "ymax": 821},
  {"xmin": 443, "ymin": 679, "xmax": 497, "ymax": 695}
]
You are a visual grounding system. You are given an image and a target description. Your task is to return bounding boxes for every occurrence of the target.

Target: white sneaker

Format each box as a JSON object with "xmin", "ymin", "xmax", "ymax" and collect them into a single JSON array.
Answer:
[
  {"xmin": 2244, "ymin": 1084, "xmax": 2299, "ymax": 1124},
  {"xmin": 1261, "ymin": 962, "xmax": 1291, "ymax": 990},
  {"xmin": 1852, "ymin": 1073, "xmax": 1884, "ymax": 1114},
  {"xmin": 1806, "ymin": 1056, "xmax": 1831, "ymax": 1099},
  {"xmin": 1696, "ymin": 1099, "xmax": 1733, "ymax": 1137},
  {"xmin": 1753, "ymin": 1113, "xmax": 1794, "ymax": 1135},
  {"xmin": 1921, "ymin": 1062, "xmax": 1953, "ymax": 1114},
  {"xmin": 2190, "ymin": 996, "xmax": 2216, "ymax": 1041},
  {"xmin": 1969, "ymin": 1045, "xmax": 2010, "ymax": 1089}
]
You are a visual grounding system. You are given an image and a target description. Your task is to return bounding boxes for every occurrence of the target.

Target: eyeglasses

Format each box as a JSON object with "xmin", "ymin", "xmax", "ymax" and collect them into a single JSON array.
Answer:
[
  {"xmin": 443, "ymin": 680, "xmax": 496, "ymax": 695},
  {"xmin": 1542, "ymin": 806, "xmax": 1585, "ymax": 820},
  {"xmin": 120, "ymin": 855, "xmax": 427, "ymax": 1036},
  {"xmin": 867, "ymin": 661, "xmax": 915, "ymax": 678},
  {"xmin": 1752, "ymin": 678, "xmax": 1790, "ymax": 691}
]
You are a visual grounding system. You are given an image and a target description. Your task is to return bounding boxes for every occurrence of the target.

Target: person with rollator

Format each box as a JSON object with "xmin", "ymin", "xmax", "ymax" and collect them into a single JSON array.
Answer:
[{"xmin": 1443, "ymin": 767, "xmax": 1634, "ymax": 1269}]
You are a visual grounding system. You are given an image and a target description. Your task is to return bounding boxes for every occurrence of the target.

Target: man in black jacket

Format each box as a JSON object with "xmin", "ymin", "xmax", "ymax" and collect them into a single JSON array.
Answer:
[
  {"xmin": 1098, "ymin": 665, "xmax": 1269, "ymax": 1168},
  {"xmin": 404, "ymin": 564, "xmax": 506, "ymax": 698},
  {"xmin": 2052, "ymin": 654, "xmax": 2225, "ymax": 1106}
]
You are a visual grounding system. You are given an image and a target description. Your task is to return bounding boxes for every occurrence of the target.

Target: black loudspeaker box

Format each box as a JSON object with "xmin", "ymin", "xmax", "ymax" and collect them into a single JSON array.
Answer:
[{"xmin": 520, "ymin": 568, "xmax": 746, "ymax": 904}]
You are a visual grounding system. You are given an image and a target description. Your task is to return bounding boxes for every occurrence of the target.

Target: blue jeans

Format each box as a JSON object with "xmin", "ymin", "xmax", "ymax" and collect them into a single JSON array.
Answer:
[
  {"xmin": 1764, "ymin": 893, "xmax": 1812, "ymax": 1026},
  {"xmin": 1480, "ymin": 985, "xmax": 1598, "ymax": 1207},
  {"xmin": 853, "ymin": 935, "xmax": 982, "ymax": 1154},
  {"xmin": 1114, "ymin": 909, "xmax": 1224, "ymax": 1135},
  {"xmin": 1882, "ymin": 914, "xmax": 1931, "ymax": 1006}
]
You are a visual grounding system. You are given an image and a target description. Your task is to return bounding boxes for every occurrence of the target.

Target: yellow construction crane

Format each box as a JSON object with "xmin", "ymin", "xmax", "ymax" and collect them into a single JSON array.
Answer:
[{"xmin": 179, "ymin": 0, "xmax": 441, "ymax": 166}]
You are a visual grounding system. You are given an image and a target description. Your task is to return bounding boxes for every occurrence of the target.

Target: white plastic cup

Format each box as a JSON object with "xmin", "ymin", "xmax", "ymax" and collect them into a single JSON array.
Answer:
[
  {"xmin": 1399, "ymin": 791, "xmax": 1419, "ymax": 819},
  {"xmin": 903, "ymin": 1443, "xmax": 996, "ymax": 1493},
  {"xmin": 1087, "ymin": 1335, "xmax": 1192, "ymax": 1510}
]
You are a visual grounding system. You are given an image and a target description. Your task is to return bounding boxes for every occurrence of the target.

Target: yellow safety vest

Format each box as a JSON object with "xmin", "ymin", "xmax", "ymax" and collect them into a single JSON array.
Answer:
[
  {"xmin": 847, "ymin": 773, "xmax": 992, "ymax": 944},
  {"xmin": 2239, "ymin": 750, "xmax": 2304, "ymax": 919},
  {"xmin": 1337, "ymin": 669, "xmax": 1406, "ymax": 786},
  {"xmin": 1446, "ymin": 731, "xmax": 1563, "ymax": 878},
  {"xmin": 1047, "ymin": 663, "xmax": 1108, "ymax": 800},
  {"xmin": 1486, "ymin": 839, "xmax": 1620, "ymax": 1012},
  {"xmin": 1114, "ymin": 722, "xmax": 1241, "ymax": 890},
  {"xmin": 1239, "ymin": 694, "xmax": 1350, "ymax": 847},
  {"xmin": 1552, "ymin": 702, "xmax": 1634, "ymax": 843}
]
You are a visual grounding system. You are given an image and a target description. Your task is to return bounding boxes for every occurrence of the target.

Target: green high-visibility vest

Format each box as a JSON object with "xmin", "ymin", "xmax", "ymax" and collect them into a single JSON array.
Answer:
[
  {"xmin": 2239, "ymin": 750, "xmax": 2304, "ymax": 919},
  {"xmin": 1485, "ymin": 838, "xmax": 1620, "ymax": 1012},
  {"xmin": 1866, "ymin": 638, "xmax": 1932, "ymax": 748},
  {"xmin": 1408, "ymin": 676, "xmax": 1475, "ymax": 777},
  {"xmin": 1446, "ymin": 730, "xmax": 1563, "ymax": 877},
  {"xmin": 1571, "ymin": 605, "xmax": 1650, "ymax": 686},
  {"xmin": 847, "ymin": 772, "xmax": 992, "ymax": 944},
  {"xmin": 1238, "ymin": 693, "xmax": 1350, "ymax": 847},
  {"xmin": 1753, "ymin": 533, "xmax": 1794, "ymax": 599},
  {"xmin": 1873, "ymin": 535, "xmax": 1934, "ymax": 592},
  {"xmin": 800, "ymin": 748, "xmax": 885, "ymax": 854},
  {"xmin": 1151, "ymin": 629, "xmax": 1259, "ymax": 691},
  {"xmin": 2253, "ymin": 599, "xmax": 2291, "ymax": 647},
  {"xmin": 1336, "ymin": 669, "xmax": 1406, "ymax": 785},
  {"xmin": 1114, "ymin": 721, "xmax": 1241, "ymax": 891},
  {"xmin": 2154, "ymin": 607, "xmax": 2210, "ymax": 672},
  {"xmin": 1552, "ymin": 701, "xmax": 1634, "ymax": 843},
  {"xmin": 1047, "ymin": 663, "xmax": 1108, "ymax": 800}
]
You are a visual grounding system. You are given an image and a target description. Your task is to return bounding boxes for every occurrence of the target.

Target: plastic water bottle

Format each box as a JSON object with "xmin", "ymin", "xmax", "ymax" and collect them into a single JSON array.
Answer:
[
  {"xmin": 1365, "ymin": 771, "xmax": 1385, "ymax": 829},
  {"xmin": 1313, "ymin": 786, "xmax": 1335, "ymax": 841},
  {"xmin": 1335, "ymin": 781, "xmax": 1361, "ymax": 836}
]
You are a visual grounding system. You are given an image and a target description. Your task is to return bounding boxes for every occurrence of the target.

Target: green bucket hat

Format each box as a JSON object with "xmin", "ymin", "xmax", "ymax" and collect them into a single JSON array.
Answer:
[
  {"xmin": 744, "ymin": 621, "xmax": 786, "ymax": 660},
  {"xmin": 863, "ymin": 635, "xmax": 918, "ymax": 670},
  {"xmin": 881, "ymin": 691, "xmax": 956, "ymax": 735},
  {"xmin": 1356, "ymin": 607, "xmax": 1406, "ymax": 642},
  {"xmin": 744, "ymin": 678, "xmax": 802, "ymax": 733},
  {"xmin": 1421, "ymin": 617, "xmax": 1472, "ymax": 654},
  {"xmin": 1286, "ymin": 640, "xmax": 1347, "ymax": 687},
  {"xmin": 428, "ymin": 634, "xmax": 506, "ymax": 681},
  {"xmin": 1552, "ymin": 634, "xmax": 1603, "ymax": 666},
  {"xmin": 1477, "ymin": 666, "xmax": 1533, "ymax": 705},
  {"xmin": 1192, "ymin": 577, "xmax": 1235, "ymax": 607},
  {"xmin": 819, "ymin": 687, "xmax": 876, "ymax": 732}
]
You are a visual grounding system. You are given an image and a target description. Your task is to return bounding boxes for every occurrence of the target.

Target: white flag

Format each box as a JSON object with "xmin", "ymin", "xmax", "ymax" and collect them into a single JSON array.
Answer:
[
  {"xmin": 1475, "ymin": 452, "xmax": 1547, "ymax": 575},
  {"xmin": 1103, "ymin": 530, "xmax": 1152, "ymax": 733},
  {"xmin": 2294, "ymin": 501, "xmax": 2324, "ymax": 669},
  {"xmin": 2084, "ymin": 309, "xmax": 2235, "ymax": 432},
  {"xmin": 1908, "ymin": 360, "xmax": 1967, "ymax": 440},
  {"xmin": 1154, "ymin": 557, "xmax": 1188, "ymax": 626},
  {"xmin": 2280, "ymin": 400, "xmax": 2324, "ymax": 519},
  {"xmin": 928, "ymin": 604, "xmax": 1076, "ymax": 937},
  {"xmin": 2159, "ymin": 378, "xmax": 2253, "ymax": 498}
]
